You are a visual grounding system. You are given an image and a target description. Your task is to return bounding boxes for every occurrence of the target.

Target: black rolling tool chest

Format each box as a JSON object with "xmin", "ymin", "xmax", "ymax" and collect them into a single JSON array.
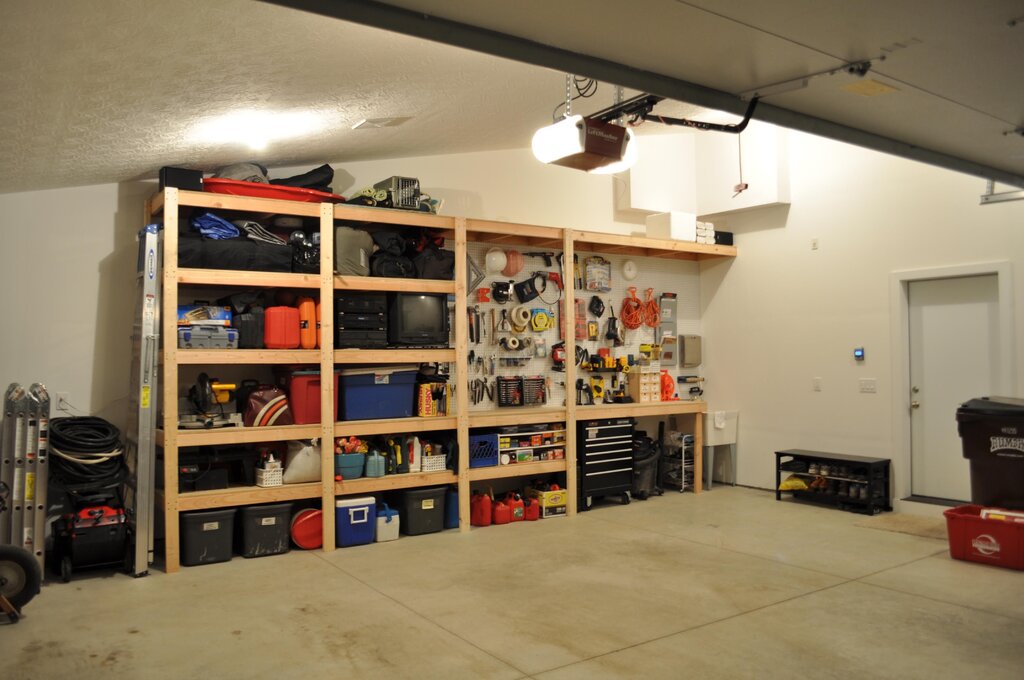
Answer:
[
  {"xmin": 577, "ymin": 417, "xmax": 635, "ymax": 510},
  {"xmin": 335, "ymin": 292, "xmax": 387, "ymax": 348}
]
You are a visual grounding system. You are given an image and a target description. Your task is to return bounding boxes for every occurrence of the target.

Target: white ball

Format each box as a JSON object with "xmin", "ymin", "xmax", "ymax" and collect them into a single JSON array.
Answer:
[{"xmin": 484, "ymin": 248, "xmax": 507, "ymax": 274}]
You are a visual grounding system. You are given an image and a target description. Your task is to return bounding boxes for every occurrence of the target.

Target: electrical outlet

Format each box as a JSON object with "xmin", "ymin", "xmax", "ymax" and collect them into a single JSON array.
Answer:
[
  {"xmin": 859, "ymin": 378, "xmax": 877, "ymax": 394},
  {"xmin": 56, "ymin": 392, "xmax": 71, "ymax": 411},
  {"xmin": 813, "ymin": 377, "xmax": 822, "ymax": 392},
  {"xmin": 811, "ymin": 238, "xmax": 819, "ymax": 251}
]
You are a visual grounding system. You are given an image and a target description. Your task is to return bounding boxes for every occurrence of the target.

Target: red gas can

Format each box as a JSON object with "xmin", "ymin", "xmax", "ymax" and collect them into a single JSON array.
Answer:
[
  {"xmin": 506, "ymin": 493, "xmax": 525, "ymax": 522},
  {"xmin": 523, "ymin": 497, "xmax": 540, "ymax": 521},
  {"xmin": 492, "ymin": 499, "xmax": 511, "ymax": 525},
  {"xmin": 265, "ymin": 306, "xmax": 300, "ymax": 349},
  {"xmin": 471, "ymin": 492, "xmax": 492, "ymax": 527}
]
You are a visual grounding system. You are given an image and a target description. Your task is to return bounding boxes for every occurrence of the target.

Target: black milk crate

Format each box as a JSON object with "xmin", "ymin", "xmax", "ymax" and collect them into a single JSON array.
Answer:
[{"xmin": 497, "ymin": 377, "xmax": 524, "ymax": 407}]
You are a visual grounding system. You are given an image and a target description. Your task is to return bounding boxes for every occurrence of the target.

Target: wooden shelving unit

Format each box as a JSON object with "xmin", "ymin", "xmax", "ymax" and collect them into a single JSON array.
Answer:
[{"xmin": 148, "ymin": 187, "xmax": 732, "ymax": 573}]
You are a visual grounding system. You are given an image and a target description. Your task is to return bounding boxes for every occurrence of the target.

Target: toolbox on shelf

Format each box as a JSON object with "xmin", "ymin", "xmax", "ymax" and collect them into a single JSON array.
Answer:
[{"xmin": 338, "ymin": 366, "xmax": 418, "ymax": 420}]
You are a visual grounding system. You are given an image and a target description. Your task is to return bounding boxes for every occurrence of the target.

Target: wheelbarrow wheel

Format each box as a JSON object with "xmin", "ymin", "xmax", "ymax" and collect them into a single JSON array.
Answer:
[{"xmin": 0, "ymin": 545, "xmax": 41, "ymax": 610}]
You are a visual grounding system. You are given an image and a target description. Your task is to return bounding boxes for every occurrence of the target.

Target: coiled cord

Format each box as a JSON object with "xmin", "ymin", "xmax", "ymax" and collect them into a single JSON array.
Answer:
[
  {"xmin": 643, "ymin": 288, "xmax": 661, "ymax": 328},
  {"xmin": 621, "ymin": 287, "xmax": 644, "ymax": 330},
  {"xmin": 49, "ymin": 417, "xmax": 126, "ymax": 495}
]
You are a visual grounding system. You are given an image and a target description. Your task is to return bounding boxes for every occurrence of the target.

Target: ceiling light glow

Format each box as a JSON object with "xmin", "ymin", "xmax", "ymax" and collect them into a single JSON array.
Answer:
[{"xmin": 190, "ymin": 110, "xmax": 326, "ymax": 150}]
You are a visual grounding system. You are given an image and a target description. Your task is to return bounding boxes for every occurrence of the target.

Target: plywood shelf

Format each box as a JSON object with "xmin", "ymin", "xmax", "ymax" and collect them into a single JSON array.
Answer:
[
  {"xmin": 334, "ymin": 275, "xmax": 455, "ymax": 294},
  {"xmin": 178, "ymin": 268, "xmax": 321, "ymax": 289},
  {"xmin": 467, "ymin": 460, "xmax": 567, "ymax": 481},
  {"xmin": 334, "ymin": 348, "xmax": 455, "ymax": 363},
  {"xmin": 468, "ymin": 407, "xmax": 567, "ymax": 428},
  {"xmin": 573, "ymin": 229, "xmax": 737, "ymax": 261},
  {"xmin": 333, "ymin": 203, "xmax": 455, "ymax": 231},
  {"xmin": 172, "ymin": 424, "xmax": 322, "ymax": 446},
  {"xmin": 176, "ymin": 482, "xmax": 322, "ymax": 511},
  {"xmin": 168, "ymin": 189, "xmax": 325, "ymax": 217},
  {"xmin": 175, "ymin": 349, "xmax": 321, "ymax": 364},
  {"xmin": 465, "ymin": 219, "xmax": 564, "ymax": 248},
  {"xmin": 334, "ymin": 416, "xmax": 457, "ymax": 437},
  {"xmin": 334, "ymin": 470, "xmax": 457, "ymax": 495},
  {"xmin": 576, "ymin": 401, "xmax": 707, "ymax": 419}
]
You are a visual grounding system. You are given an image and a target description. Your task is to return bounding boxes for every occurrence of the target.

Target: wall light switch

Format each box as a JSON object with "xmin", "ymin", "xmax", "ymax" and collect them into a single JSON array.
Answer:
[{"xmin": 859, "ymin": 378, "xmax": 877, "ymax": 393}]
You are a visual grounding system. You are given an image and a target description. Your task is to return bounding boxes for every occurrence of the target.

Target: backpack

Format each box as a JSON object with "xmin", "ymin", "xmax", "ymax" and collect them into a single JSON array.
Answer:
[{"xmin": 370, "ymin": 252, "xmax": 416, "ymax": 278}]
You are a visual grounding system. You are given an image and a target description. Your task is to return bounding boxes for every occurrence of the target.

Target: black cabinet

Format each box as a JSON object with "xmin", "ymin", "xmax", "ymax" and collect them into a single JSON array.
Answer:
[
  {"xmin": 577, "ymin": 418, "xmax": 634, "ymax": 510},
  {"xmin": 775, "ymin": 449, "xmax": 891, "ymax": 515}
]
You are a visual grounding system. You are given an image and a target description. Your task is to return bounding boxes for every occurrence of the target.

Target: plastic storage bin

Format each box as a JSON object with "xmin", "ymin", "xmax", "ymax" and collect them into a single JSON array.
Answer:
[
  {"xmin": 944, "ymin": 504, "xmax": 1024, "ymax": 570},
  {"xmin": 376, "ymin": 503, "xmax": 400, "ymax": 542},
  {"xmin": 284, "ymin": 370, "xmax": 340, "ymax": 424},
  {"xmin": 338, "ymin": 366, "xmax": 418, "ymax": 421},
  {"xmin": 335, "ymin": 497, "xmax": 376, "ymax": 547},
  {"xmin": 469, "ymin": 433, "xmax": 499, "ymax": 468},
  {"xmin": 180, "ymin": 508, "xmax": 236, "ymax": 566},
  {"xmin": 399, "ymin": 487, "xmax": 446, "ymax": 535},
  {"xmin": 956, "ymin": 397, "xmax": 1024, "ymax": 509},
  {"xmin": 237, "ymin": 502, "xmax": 292, "ymax": 558}
]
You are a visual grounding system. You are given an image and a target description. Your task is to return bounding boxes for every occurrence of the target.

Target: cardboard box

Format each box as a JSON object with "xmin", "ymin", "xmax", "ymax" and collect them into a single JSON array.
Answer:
[
  {"xmin": 527, "ymin": 487, "xmax": 568, "ymax": 518},
  {"xmin": 177, "ymin": 305, "xmax": 232, "ymax": 327}
]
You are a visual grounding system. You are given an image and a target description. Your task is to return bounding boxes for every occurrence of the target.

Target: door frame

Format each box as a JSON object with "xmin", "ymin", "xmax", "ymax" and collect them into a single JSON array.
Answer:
[{"xmin": 889, "ymin": 262, "xmax": 1015, "ymax": 501}]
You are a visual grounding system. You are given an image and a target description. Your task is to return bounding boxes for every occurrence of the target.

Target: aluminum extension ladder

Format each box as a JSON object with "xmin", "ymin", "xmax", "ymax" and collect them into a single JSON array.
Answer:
[
  {"xmin": 123, "ymin": 223, "xmax": 161, "ymax": 577},
  {"xmin": 1, "ymin": 383, "xmax": 50, "ymax": 572}
]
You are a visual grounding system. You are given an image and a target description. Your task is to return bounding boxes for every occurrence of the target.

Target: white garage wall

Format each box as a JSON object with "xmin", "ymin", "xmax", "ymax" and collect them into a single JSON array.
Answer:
[
  {"xmin": 0, "ymin": 181, "xmax": 153, "ymax": 430},
  {"xmin": 700, "ymin": 132, "xmax": 1024, "ymax": 490}
]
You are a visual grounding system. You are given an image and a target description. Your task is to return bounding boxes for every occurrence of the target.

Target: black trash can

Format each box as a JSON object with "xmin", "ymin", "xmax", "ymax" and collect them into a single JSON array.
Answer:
[{"xmin": 956, "ymin": 396, "xmax": 1024, "ymax": 509}]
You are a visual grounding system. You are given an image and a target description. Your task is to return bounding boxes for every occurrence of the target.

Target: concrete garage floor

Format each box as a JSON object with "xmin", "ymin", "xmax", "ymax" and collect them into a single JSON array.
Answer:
[{"xmin": 5, "ymin": 486, "xmax": 1024, "ymax": 679}]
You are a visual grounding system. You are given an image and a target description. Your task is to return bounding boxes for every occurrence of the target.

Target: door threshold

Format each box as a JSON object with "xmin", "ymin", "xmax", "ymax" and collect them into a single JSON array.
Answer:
[{"xmin": 902, "ymin": 494, "xmax": 962, "ymax": 507}]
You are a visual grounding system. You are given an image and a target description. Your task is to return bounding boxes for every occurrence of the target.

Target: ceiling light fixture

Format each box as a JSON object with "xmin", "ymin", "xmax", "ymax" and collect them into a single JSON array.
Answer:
[{"xmin": 190, "ymin": 110, "xmax": 326, "ymax": 151}]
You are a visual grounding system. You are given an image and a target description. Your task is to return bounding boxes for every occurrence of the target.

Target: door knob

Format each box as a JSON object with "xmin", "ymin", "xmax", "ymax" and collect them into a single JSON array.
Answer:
[{"xmin": 911, "ymin": 400, "xmax": 921, "ymax": 409}]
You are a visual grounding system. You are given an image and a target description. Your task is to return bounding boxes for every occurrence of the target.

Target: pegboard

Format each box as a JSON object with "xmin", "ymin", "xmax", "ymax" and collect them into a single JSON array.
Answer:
[{"xmin": 465, "ymin": 237, "xmax": 701, "ymax": 414}]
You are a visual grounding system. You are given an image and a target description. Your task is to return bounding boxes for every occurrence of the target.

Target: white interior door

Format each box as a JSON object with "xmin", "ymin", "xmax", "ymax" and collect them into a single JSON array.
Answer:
[{"xmin": 908, "ymin": 275, "xmax": 1000, "ymax": 501}]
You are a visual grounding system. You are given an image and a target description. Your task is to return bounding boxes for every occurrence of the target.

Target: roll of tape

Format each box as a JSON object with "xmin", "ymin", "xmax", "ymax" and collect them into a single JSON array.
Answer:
[{"xmin": 511, "ymin": 305, "xmax": 531, "ymax": 327}]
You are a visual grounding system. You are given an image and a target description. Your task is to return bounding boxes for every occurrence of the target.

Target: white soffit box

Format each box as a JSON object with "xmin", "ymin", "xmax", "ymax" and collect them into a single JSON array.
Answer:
[
  {"xmin": 645, "ymin": 211, "xmax": 697, "ymax": 241},
  {"xmin": 627, "ymin": 133, "xmax": 698, "ymax": 214},
  {"xmin": 695, "ymin": 121, "xmax": 790, "ymax": 218}
]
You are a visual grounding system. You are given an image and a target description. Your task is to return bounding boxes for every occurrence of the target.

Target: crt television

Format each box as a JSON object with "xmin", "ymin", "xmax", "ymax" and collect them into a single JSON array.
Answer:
[{"xmin": 387, "ymin": 293, "xmax": 449, "ymax": 346}]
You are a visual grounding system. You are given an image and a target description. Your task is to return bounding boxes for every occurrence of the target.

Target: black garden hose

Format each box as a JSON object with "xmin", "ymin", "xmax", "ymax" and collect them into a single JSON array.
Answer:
[{"xmin": 49, "ymin": 417, "xmax": 126, "ymax": 495}]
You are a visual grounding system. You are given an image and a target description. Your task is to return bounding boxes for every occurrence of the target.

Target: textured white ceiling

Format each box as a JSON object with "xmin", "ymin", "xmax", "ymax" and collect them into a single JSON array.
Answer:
[
  {"xmin": 0, "ymin": 0, "xmax": 606, "ymax": 193},
  {"xmin": 2, "ymin": 0, "xmax": 1021, "ymax": 194}
]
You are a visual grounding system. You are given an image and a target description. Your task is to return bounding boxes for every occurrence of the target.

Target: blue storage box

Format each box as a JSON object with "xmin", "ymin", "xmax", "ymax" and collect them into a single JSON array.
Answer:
[
  {"xmin": 339, "ymin": 366, "xmax": 418, "ymax": 421},
  {"xmin": 335, "ymin": 496, "xmax": 376, "ymax": 547},
  {"xmin": 334, "ymin": 453, "xmax": 365, "ymax": 480}
]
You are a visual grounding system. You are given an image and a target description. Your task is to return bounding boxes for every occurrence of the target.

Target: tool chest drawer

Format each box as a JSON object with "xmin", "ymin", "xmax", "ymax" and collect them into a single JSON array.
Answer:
[{"xmin": 577, "ymin": 417, "xmax": 635, "ymax": 510}]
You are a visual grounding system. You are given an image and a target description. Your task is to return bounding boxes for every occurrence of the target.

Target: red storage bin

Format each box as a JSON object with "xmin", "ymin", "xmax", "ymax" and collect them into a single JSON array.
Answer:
[
  {"xmin": 944, "ymin": 504, "xmax": 1024, "ymax": 570},
  {"xmin": 265, "ymin": 306, "xmax": 300, "ymax": 349},
  {"xmin": 286, "ymin": 371, "xmax": 340, "ymax": 425}
]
